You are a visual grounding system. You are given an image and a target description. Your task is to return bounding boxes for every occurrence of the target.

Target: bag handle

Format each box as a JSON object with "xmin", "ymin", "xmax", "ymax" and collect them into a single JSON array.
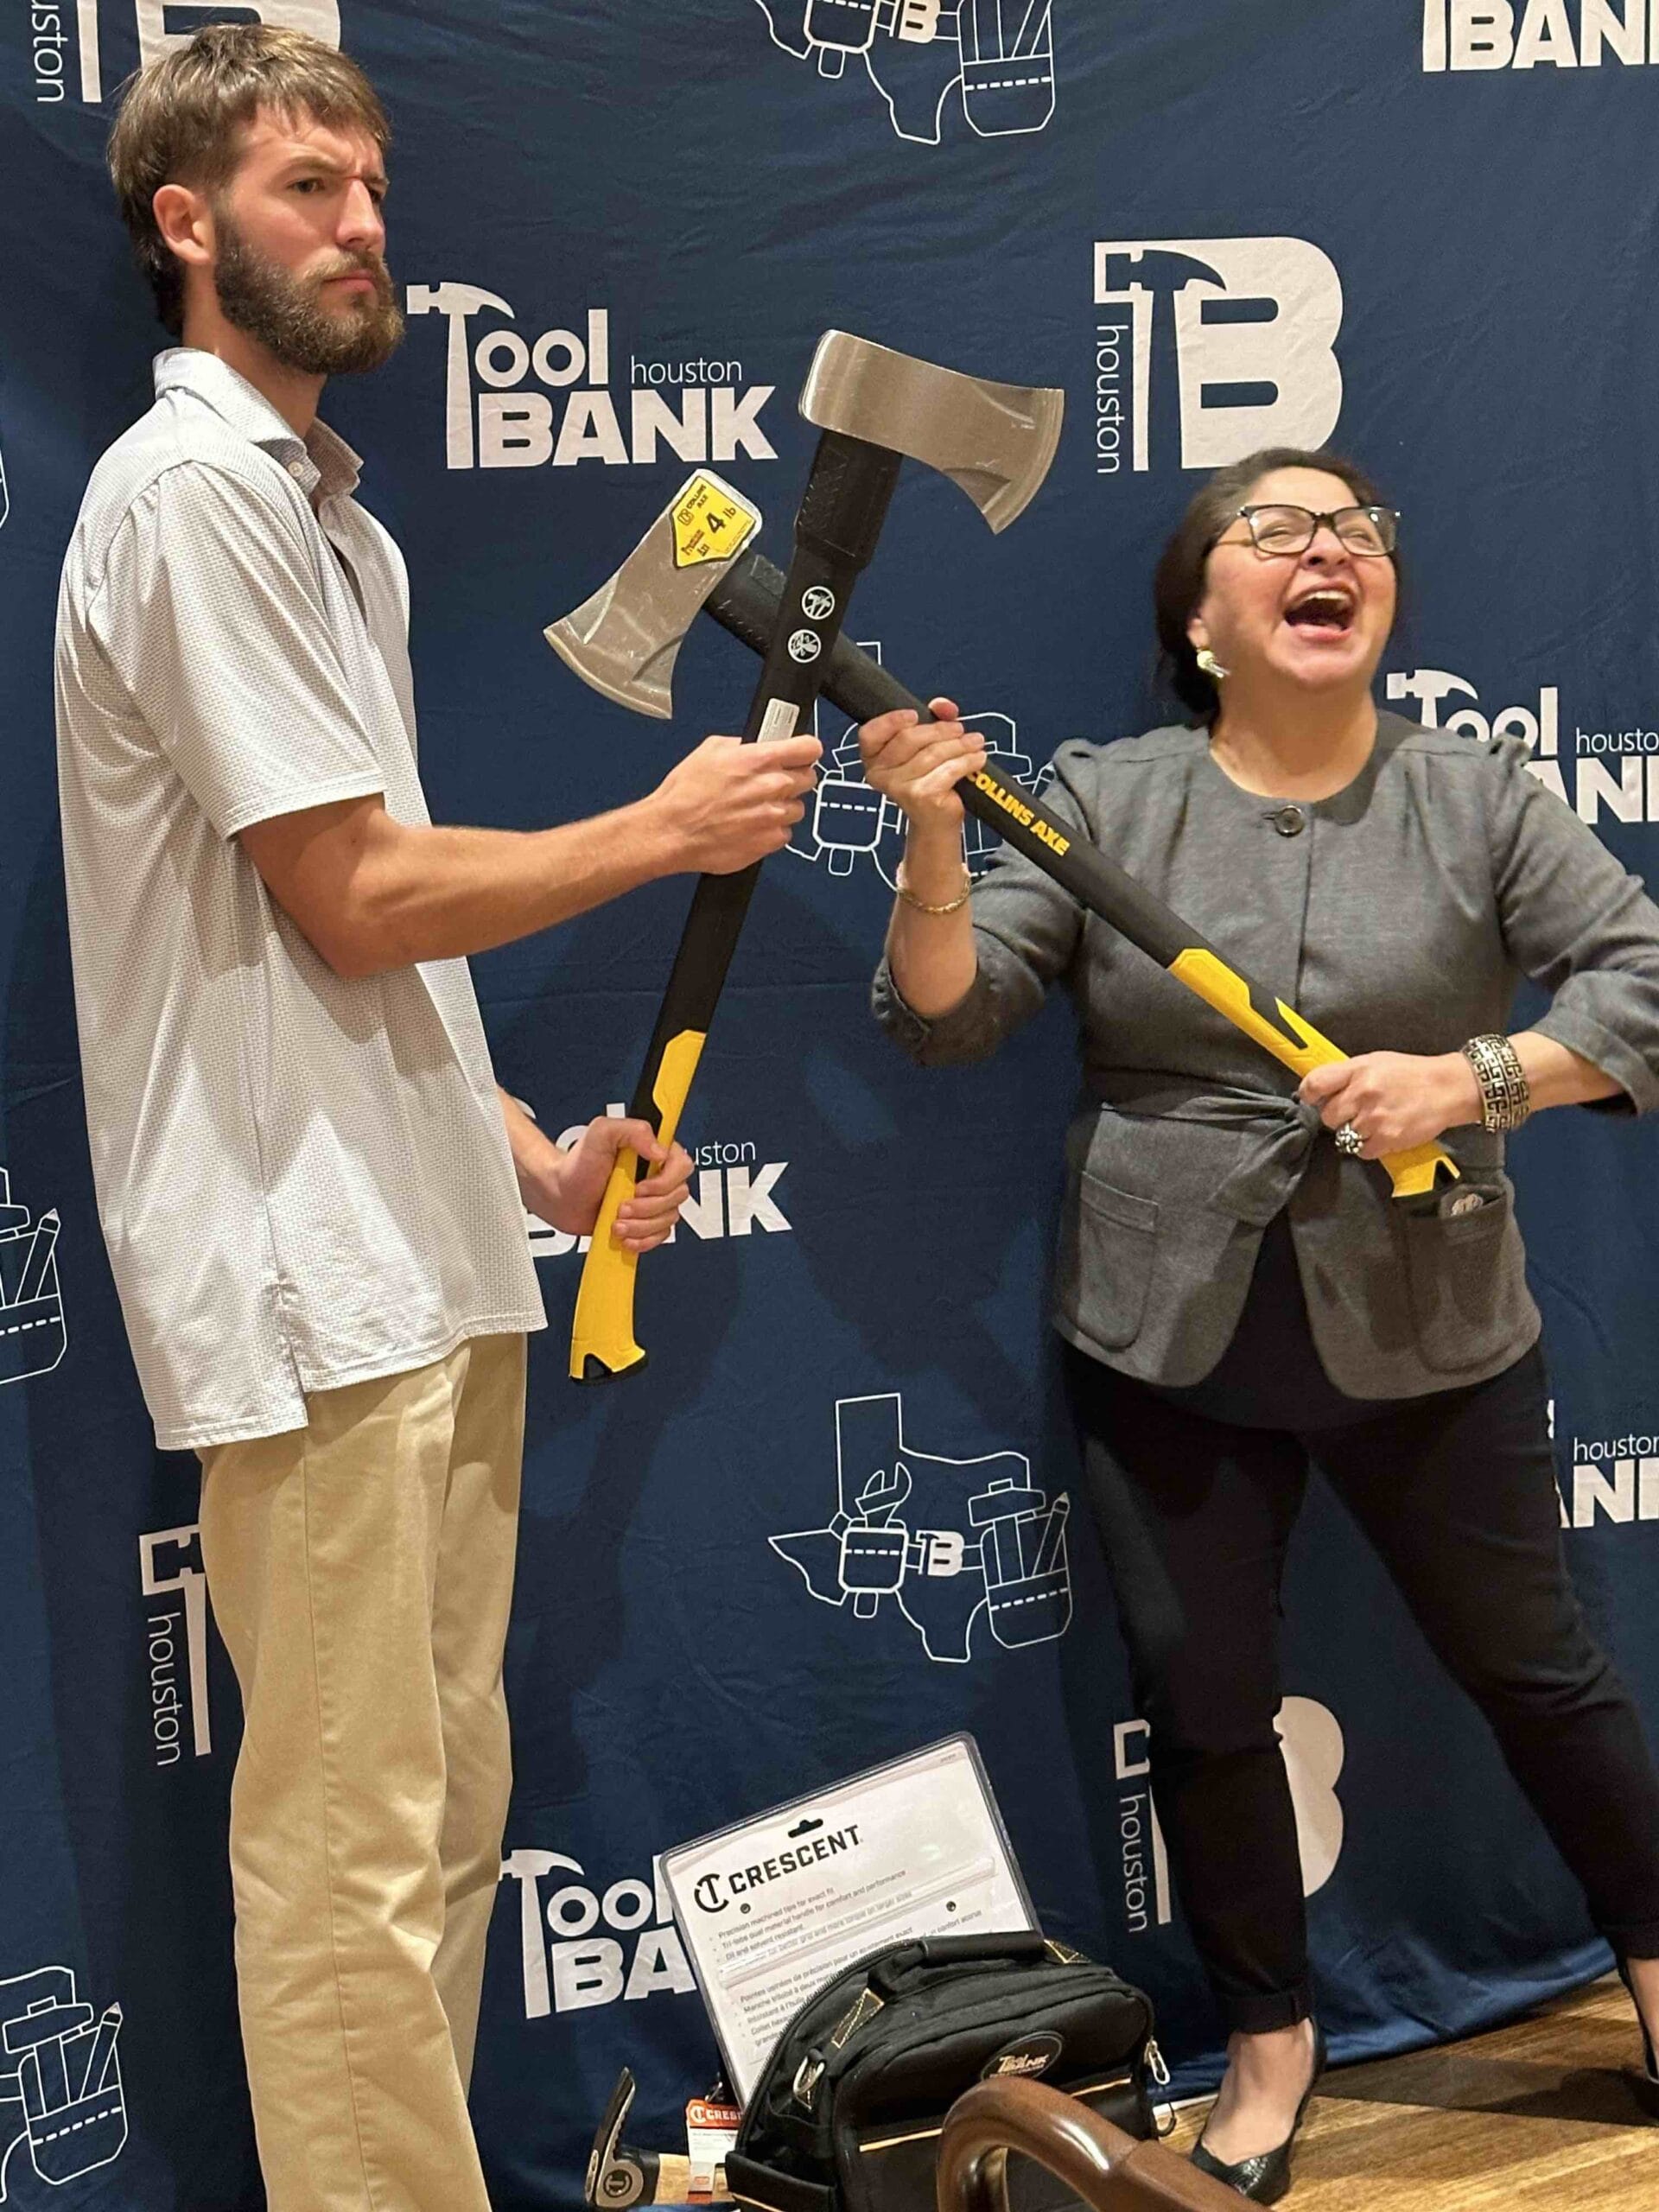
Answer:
[{"xmin": 867, "ymin": 1931, "xmax": 1048, "ymax": 1996}]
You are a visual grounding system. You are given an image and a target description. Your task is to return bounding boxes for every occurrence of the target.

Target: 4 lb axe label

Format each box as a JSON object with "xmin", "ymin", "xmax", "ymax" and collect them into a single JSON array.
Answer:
[{"xmin": 672, "ymin": 476, "xmax": 760, "ymax": 569}]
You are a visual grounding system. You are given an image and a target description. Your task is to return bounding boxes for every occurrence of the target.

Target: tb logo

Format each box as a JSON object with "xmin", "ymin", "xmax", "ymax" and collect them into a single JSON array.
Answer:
[
  {"xmin": 1114, "ymin": 1696, "xmax": 1344, "ymax": 1930},
  {"xmin": 1092, "ymin": 238, "xmax": 1344, "ymax": 475},
  {"xmin": 76, "ymin": 3, "xmax": 339, "ymax": 105},
  {"xmin": 139, "ymin": 1524, "xmax": 213, "ymax": 1761}
]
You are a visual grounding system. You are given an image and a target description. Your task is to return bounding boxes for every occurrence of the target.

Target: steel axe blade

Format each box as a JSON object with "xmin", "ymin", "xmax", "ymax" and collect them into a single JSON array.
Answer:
[
  {"xmin": 800, "ymin": 331, "xmax": 1064, "ymax": 534},
  {"xmin": 545, "ymin": 472, "xmax": 764, "ymax": 719}
]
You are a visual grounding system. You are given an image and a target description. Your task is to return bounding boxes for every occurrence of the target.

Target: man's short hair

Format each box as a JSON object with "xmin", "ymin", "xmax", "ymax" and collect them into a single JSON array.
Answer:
[{"xmin": 106, "ymin": 24, "xmax": 389, "ymax": 338}]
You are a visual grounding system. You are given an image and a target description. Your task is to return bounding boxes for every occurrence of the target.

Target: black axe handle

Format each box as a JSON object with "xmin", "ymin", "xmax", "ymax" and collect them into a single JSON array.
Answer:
[
  {"xmin": 569, "ymin": 437, "xmax": 904, "ymax": 1382},
  {"xmin": 705, "ymin": 553, "xmax": 1458, "ymax": 1203}
]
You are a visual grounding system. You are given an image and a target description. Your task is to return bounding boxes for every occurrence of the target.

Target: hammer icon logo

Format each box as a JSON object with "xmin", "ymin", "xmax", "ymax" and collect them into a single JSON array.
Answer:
[{"xmin": 1092, "ymin": 237, "xmax": 1345, "ymax": 474}]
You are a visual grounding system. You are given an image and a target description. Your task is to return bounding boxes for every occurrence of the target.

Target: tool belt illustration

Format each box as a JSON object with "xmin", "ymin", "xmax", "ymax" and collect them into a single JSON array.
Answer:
[
  {"xmin": 771, "ymin": 1394, "xmax": 1072, "ymax": 1662},
  {"xmin": 754, "ymin": 1, "xmax": 1058, "ymax": 143},
  {"xmin": 0, "ymin": 1967, "xmax": 127, "ymax": 2197},
  {"xmin": 0, "ymin": 1171, "xmax": 65, "ymax": 1389}
]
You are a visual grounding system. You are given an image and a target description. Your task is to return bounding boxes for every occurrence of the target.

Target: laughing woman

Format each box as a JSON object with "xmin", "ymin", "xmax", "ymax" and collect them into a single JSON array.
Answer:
[{"xmin": 861, "ymin": 448, "xmax": 1659, "ymax": 2202}]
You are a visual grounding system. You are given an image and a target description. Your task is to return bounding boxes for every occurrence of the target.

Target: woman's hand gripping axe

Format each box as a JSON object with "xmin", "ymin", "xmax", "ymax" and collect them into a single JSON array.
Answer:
[
  {"xmin": 547, "ymin": 334, "xmax": 1064, "ymax": 1380},
  {"xmin": 706, "ymin": 558, "xmax": 1460, "ymax": 1202}
]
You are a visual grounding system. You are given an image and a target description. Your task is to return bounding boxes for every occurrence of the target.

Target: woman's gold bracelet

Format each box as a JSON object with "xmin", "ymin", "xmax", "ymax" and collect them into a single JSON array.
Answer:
[{"xmin": 894, "ymin": 858, "xmax": 974, "ymax": 915}]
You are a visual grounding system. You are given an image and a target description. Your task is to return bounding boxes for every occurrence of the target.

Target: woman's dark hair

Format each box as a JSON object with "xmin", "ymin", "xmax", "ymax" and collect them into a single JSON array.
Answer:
[{"xmin": 1153, "ymin": 447, "xmax": 1399, "ymax": 722}]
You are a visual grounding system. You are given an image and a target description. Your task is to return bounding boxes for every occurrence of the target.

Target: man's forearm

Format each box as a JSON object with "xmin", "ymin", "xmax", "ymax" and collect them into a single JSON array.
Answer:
[
  {"xmin": 336, "ymin": 798, "xmax": 682, "ymax": 975},
  {"xmin": 240, "ymin": 733, "xmax": 821, "ymax": 977}
]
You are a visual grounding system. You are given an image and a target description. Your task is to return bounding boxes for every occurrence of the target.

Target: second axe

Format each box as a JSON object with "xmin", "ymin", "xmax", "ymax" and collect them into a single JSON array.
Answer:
[
  {"xmin": 550, "ymin": 486, "xmax": 1457, "ymax": 1206},
  {"xmin": 548, "ymin": 332, "xmax": 1065, "ymax": 1381}
]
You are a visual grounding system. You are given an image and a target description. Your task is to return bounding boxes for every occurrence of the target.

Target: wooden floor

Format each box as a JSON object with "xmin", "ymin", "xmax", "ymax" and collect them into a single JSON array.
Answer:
[{"xmin": 1164, "ymin": 1978, "xmax": 1659, "ymax": 2207}]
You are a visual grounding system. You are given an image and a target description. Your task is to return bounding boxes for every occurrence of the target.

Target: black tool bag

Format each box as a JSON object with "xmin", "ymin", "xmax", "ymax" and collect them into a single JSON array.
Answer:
[{"xmin": 726, "ymin": 1933, "xmax": 1166, "ymax": 2212}]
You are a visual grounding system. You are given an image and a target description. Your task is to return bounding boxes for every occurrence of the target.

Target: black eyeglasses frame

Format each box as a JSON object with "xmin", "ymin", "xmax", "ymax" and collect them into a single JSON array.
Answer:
[{"xmin": 1221, "ymin": 504, "xmax": 1402, "ymax": 558}]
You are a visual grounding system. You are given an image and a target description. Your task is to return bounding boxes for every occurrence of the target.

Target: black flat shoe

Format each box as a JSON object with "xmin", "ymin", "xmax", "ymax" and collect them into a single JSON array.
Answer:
[
  {"xmin": 1616, "ymin": 1961, "xmax": 1659, "ymax": 2116},
  {"xmin": 1190, "ymin": 2022, "xmax": 1326, "ymax": 2205}
]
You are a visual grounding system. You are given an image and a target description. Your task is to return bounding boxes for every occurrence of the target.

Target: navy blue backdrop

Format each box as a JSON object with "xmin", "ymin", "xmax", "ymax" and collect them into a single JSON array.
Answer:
[{"xmin": 6, "ymin": 3, "xmax": 1659, "ymax": 2206}]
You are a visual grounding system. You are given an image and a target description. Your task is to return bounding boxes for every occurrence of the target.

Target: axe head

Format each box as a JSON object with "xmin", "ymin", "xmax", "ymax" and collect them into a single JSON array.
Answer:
[
  {"xmin": 545, "ymin": 472, "xmax": 763, "ymax": 719},
  {"xmin": 799, "ymin": 332, "xmax": 1064, "ymax": 534}
]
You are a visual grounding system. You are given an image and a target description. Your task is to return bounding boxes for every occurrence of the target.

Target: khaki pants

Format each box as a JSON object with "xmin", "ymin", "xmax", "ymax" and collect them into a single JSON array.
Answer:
[{"xmin": 198, "ymin": 1332, "xmax": 527, "ymax": 2212}]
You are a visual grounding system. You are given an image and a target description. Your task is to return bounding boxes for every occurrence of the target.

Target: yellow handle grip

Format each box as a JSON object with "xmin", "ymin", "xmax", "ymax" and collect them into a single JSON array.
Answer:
[
  {"xmin": 1168, "ymin": 950, "xmax": 1459, "ymax": 1200},
  {"xmin": 568, "ymin": 1030, "xmax": 707, "ymax": 1382}
]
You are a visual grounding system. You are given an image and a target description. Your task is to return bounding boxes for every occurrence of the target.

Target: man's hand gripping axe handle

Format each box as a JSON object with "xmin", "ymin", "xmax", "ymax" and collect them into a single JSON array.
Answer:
[
  {"xmin": 705, "ymin": 555, "xmax": 1459, "ymax": 1203},
  {"xmin": 550, "ymin": 336, "xmax": 1065, "ymax": 1381}
]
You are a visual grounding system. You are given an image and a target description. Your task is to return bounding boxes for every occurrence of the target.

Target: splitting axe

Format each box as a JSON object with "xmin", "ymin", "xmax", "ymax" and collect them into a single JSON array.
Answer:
[
  {"xmin": 549, "ymin": 484, "xmax": 1458, "ymax": 1204},
  {"xmin": 549, "ymin": 334, "xmax": 1065, "ymax": 1380}
]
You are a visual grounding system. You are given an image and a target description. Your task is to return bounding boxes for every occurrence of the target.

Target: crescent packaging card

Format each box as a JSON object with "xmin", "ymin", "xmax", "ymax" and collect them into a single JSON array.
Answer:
[{"xmin": 659, "ymin": 1736, "xmax": 1034, "ymax": 2101}]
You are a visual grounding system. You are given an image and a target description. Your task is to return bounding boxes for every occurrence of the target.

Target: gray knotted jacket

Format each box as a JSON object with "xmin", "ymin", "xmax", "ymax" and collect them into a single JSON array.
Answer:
[{"xmin": 873, "ymin": 715, "xmax": 1659, "ymax": 1398}]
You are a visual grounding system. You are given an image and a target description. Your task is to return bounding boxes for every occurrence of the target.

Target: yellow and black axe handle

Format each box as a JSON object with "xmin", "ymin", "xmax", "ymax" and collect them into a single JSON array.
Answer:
[
  {"xmin": 569, "ymin": 435, "xmax": 906, "ymax": 1382},
  {"xmin": 704, "ymin": 552, "xmax": 1459, "ymax": 1203}
]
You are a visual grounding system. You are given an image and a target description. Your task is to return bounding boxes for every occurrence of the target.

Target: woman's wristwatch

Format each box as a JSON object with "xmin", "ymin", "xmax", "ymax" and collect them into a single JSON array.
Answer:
[{"xmin": 1460, "ymin": 1033, "xmax": 1531, "ymax": 1131}]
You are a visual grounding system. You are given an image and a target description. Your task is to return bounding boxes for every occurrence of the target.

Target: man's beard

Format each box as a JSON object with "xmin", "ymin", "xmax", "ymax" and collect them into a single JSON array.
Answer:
[{"xmin": 213, "ymin": 210, "xmax": 404, "ymax": 378}]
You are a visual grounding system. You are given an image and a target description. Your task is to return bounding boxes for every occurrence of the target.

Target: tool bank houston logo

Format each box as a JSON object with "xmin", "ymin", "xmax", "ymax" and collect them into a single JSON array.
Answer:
[
  {"xmin": 1388, "ymin": 667, "xmax": 1659, "ymax": 829},
  {"xmin": 406, "ymin": 289, "xmax": 778, "ymax": 474},
  {"xmin": 498, "ymin": 1852, "xmax": 693, "ymax": 2020},
  {"xmin": 1113, "ymin": 1700, "xmax": 1344, "ymax": 1935},
  {"xmin": 1091, "ymin": 239, "xmax": 1344, "ymax": 480},
  {"xmin": 526, "ymin": 1106, "xmax": 790, "ymax": 1261}
]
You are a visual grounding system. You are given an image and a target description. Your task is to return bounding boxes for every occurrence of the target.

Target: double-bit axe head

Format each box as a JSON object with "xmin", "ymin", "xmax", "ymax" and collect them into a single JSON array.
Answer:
[{"xmin": 545, "ymin": 332, "xmax": 1063, "ymax": 719}]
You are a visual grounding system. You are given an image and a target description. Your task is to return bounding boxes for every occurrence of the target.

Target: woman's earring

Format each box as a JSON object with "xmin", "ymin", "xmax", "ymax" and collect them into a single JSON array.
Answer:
[{"xmin": 1196, "ymin": 646, "xmax": 1230, "ymax": 681}]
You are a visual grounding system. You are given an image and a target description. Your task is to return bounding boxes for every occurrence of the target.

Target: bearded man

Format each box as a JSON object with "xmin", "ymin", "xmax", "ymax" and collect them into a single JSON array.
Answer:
[{"xmin": 54, "ymin": 27, "xmax": 818, "ymax": 2212}]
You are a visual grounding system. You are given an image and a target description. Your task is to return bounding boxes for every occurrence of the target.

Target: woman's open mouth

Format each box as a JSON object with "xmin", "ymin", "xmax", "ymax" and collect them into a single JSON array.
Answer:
[{"xmin": 1283, "ymin": 588, "xmax": 1356, "ymax": 639}]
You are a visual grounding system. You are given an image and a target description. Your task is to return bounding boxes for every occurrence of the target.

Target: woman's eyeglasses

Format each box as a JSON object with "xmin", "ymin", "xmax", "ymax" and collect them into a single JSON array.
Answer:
[{"xmin": 1223, "ymin": 505, "xmax": 1401, "ymax": 557}]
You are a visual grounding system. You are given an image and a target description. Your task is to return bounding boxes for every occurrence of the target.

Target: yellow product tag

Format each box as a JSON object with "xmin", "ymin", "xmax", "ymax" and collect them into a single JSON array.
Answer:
[{"xmin": 671, "ymin": 475, "xmax": 758, "ymax": 569}]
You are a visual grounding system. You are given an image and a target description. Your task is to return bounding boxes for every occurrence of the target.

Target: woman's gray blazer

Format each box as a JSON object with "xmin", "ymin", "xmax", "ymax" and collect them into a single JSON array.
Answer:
[{"xmin": 874, "ymin": 715, "xmax": 1659, "ymax": 1398}]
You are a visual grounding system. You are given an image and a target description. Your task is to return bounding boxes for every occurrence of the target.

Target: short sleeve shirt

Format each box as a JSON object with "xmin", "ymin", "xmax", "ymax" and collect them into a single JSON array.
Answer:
[{"xmin": 54, "ymin": 349, "xmax": 545, "ymax": 1451}]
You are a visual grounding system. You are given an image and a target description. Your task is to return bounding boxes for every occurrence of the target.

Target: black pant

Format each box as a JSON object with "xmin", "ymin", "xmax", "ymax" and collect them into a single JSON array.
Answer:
[{"xmin": 1065, "ymin": 1342, "xmax": 1659, "ymax": 2033}]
